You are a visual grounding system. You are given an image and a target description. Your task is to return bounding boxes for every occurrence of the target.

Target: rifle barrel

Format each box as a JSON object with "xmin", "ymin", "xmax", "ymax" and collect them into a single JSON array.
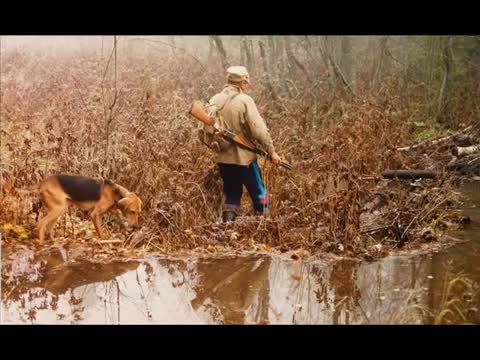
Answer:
[
  {"xmin": 221, "ymin": 131, "xmax": 293, "ymax": 171},
  {"xmin": 189, "ymin": 102, "xmax": 293, "ymax": 170}
]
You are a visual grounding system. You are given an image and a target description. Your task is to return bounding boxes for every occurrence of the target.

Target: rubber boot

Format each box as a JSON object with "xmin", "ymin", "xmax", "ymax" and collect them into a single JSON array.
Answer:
[{"xmin": 222, "ymin": 210, "xmax": 238, "ymax": 223}]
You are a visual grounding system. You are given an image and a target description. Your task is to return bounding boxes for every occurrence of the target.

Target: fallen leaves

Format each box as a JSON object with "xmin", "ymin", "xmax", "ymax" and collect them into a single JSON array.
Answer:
[
  {"xmin": 1, "ymin": 223, "xmax": 31, "ymax": 240},
  {"xmin": 0, "ymin": 44, "xmax": 473, "ymax": 262}
]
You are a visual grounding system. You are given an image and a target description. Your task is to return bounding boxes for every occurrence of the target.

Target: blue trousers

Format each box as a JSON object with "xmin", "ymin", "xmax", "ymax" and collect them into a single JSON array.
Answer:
[{"xmin": 218, "ymin": 161, "xmax": 270, "ymax": 214}]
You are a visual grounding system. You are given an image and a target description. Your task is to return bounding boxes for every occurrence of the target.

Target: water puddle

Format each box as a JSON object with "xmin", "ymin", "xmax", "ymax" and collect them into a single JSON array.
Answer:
[{"xmin": 2, "ymin": 182, "xmax": 479, "ymax": 324}]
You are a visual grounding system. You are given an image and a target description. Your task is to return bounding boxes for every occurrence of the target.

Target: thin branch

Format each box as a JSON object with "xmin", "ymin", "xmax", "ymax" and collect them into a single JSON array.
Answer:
[
  {"xmin": 70, "ymin": 74, "xmax": 96, "ymax": 120},
  {"xmin": 104, "ymin": 36, "xmax": 119, "ymax": 169},
  {"xmin": 109, "ymin": 35, "xmax": 118, "ymax": 117},
  {"xmin": 126, "ymin": 37, "xmax": 207, "ymax": 71},
  {"xmin": 100, "ymin": 41, "xmax": 116, "ymax": 123}
]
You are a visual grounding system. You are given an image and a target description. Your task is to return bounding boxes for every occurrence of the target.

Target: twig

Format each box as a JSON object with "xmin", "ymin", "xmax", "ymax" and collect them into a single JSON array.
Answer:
[
  {"xmin": 360, "ymin": 225, "xmax": 392, "ymax": 235},
  {"xmin": 127, "ymin": 37, "xmax": 207, "ymax": 71},
  {"xmin": 70, "ymin": 74, "xmax": 96, "ymax": 120},
  {"xmin": 103, "ymin": 36, "xmax": 119, "ymax": 169},
  {"xmin": 98, "ymin": 240, "xmax": 124, "ymax": 244}
]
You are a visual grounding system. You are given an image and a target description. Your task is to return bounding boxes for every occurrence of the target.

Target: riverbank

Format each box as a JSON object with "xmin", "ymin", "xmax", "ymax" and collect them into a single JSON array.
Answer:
[{"xmin": 1, "ymin": 49, "xmax": 479, "ymax": 260}]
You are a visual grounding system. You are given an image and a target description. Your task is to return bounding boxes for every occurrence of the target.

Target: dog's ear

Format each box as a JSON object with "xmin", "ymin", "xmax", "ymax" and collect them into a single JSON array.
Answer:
[
  {"xmin": 133, "ymin": 194, "xmax": 142, "ymax": 211},
  {"xmin": 117, "ymin": 197, "xmax": 131, "ymax": 211}
]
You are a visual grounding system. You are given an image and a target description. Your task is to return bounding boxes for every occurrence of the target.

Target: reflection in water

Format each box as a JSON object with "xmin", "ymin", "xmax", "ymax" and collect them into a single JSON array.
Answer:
[
  {"xmin": 2, "ymin": 183, "xmax": 480, "ymax": 324},
  {"xmin": 191, "ymin": 256, "xmax": 271, "ymax": 324},
  {"xmin": 2, "ymin": 247, "xmax": 479, "ymax": 324}
]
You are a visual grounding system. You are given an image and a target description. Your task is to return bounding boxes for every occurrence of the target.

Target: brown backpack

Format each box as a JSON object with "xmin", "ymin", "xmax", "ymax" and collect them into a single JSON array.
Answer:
[{"xmin": 197, "ymin": 93, "xmax": 239, "ymax": 153}]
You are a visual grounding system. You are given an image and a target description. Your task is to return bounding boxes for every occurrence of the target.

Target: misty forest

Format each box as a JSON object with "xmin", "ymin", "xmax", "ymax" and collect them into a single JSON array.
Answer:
[{"xmin": 1, "ymin": 36, "xmax": 480, "ymax": 325}]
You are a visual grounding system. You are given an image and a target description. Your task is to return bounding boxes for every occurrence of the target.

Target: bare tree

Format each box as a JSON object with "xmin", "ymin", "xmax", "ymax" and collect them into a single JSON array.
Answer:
[
  {"xmin": 267, "ymin": 37, "xmax": 276, "ymax": 72},
  {"xmin": 208, "ymin": 36, "xmax": 215, "ymax": 59},
  {"xmin": 274, "ymin": 36, "xmax": 287, "ymax": 80},
  {"xmin": 436, "ymin": 36, "xmax": 454, "ymax": 127},
  {"xmin": 240, "ymin": 38, "xmax": 246, "ymax": 65},
  {"xmin": 100, "ymin": 36, "xmax": 119, "ymax": 173},
  {"xmin": 319, "ymin": 37, "xmax": 355, "ymax": 97},
  {"xmin": 241, "ymin": 36, "xmax": 254, "ymax": 74},
  {"xmin": 303, "ymin": 35, "xmax": 327, "ymax": 85},
  {"xmin": 284, "ymin": 36, "xmax": 312, "ymax": 83},
  {"xmin": 210, "ymin": 35, "xmax": 229, "ymax": 70},
  {"xmin": 373, "ymin": 36, "xmax": 389, "ymax": 89},
  {"xmin": 169, "ymin": 36, "xmax": 176, "ymax": 57},
  {"xmin": 259, "ymin": 40, "xmax": 284, "ymax": 112},
  {"xmin": 340, "ymin": 36, "xmax": 352, "ymax": 85}
]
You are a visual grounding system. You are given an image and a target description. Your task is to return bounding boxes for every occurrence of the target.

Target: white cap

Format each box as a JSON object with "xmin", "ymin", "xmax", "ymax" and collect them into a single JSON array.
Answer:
[{"xmin": 226, "ymin": 66, "xmax": 250, "ymax": 84}]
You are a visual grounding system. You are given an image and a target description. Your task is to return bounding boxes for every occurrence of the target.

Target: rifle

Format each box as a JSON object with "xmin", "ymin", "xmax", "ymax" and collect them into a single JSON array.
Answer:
[{"xmin": 189, "ymin": 101, "xmax": 293, "ymax": 171}]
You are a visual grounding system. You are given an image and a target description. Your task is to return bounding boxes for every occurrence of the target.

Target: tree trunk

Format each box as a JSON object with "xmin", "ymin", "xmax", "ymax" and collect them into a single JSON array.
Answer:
[
  {"xmin": 284, "ymin": 36, "xmax": 296, "ymax": 76},
  {"xmin": 241, "ymin": 36, "xmax": 254, "ymax": 74},
  {"xmin": 340, "ymin": 36, "xmax": 352, "ymax": 85},
  {"xmin": 267, "ymin": 36, "xmax": 276, "ymax": 73},
  {"xmin": 275, "ymin": 37, "xmax": 287, "ymax": 79},
  {"xmin": 210, "ymin": 35, "xmax": 229, "ymax": 70},
  {"xmin": 259, "ymin": 40, "xmax": 284, "ymax": 112},
  {"xmin": 373, "ymin": 36, "xmax": 389, "ymax": 89},
  {"xmin": 240, "ymin": 37, "xmax": 246, "ymax": 66},
  {"xmin": 284, "ymin": 36, "xmax": 312, "ymax": 83},
  {"xmin": 169, "ymin": 36, "xmax": 176, "ymax": 58},
  {"xmin": 303, "ymin": 36, "xmax": 326, "ymax": 85},
  {"xmin": 208, "ymin": 37, "xmax": 215, "ymax": 59},
  {"xmin": 320, "ymin": 37, "xmax": 355, "ymax": 97},
  {"xmin": 269, "ymin": 37, "xmax": 290, "ymax": 97},
  {"xmin": 318, "ymin": 36, "xmax": 332, "ymax": 72},
  {"xmin": 436, "ymin": 36, "xmax": 454, "ymax": 127},
  {"xmin": 248, "ymin": 37, "xmax": 255, "ymax": 69}
]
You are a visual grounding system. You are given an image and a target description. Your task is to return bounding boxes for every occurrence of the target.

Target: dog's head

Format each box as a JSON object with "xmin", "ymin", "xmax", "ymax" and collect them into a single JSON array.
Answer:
[{"xmin": 117, "ymin": 193, "xmax": 142, "ymax": 226}]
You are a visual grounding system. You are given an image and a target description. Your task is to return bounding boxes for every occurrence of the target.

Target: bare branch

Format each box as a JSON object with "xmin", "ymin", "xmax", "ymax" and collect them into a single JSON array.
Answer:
[{"xmin": 126, "ymin": 37, "xmax": 207, "ymax": 71}]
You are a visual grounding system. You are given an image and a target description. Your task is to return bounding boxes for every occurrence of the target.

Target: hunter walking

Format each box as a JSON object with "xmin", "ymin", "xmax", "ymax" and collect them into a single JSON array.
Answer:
[{"xmin": 202, "ymin": 66, "xmax": 281, "ymax": 222}]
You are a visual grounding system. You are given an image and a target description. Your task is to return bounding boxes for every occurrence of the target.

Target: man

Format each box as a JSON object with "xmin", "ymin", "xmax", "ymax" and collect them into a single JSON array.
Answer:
[{"xmin": 203, "ymin": 66, "xmax": 281, "ymax": 222}]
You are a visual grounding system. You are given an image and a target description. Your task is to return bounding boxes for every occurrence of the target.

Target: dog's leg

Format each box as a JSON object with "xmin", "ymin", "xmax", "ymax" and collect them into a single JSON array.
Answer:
[
  {"xmin": 45, "ymin": 207, "xmax": 67, "ymax": 240},
  {"xmin": 92, "ymin": 214, "xmax": 104, "ymax": 239},
  {"xmin": 37, "ymin": 206, "xmax": 65, "ymax": 243},
  {"xmin": 37, "ymin": 192, "xmax": 49, "ymax": 243},
  {"xmin": 37, "ymin": 215, "xmax": 48, "ymax": 243},
  {"xmin": 37, "ymin": 187, "xmax": 69, "ymax": 243},
  {"xmin": 90, "ymin": 208, "xmax": 108, "ymax": 240},
  {"xmin": 115, "ymin": 209, "xmax": 129, "ymax": 230}
]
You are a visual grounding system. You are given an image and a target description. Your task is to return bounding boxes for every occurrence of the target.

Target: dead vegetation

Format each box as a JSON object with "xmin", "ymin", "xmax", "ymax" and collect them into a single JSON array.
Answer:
[
  {"xmin": 400, "ymin": 271, "xmax": 480, "ymax": 325},
  {"xmin": 0, "ymin": 37, "xmax": 477, "ymax": 260}
]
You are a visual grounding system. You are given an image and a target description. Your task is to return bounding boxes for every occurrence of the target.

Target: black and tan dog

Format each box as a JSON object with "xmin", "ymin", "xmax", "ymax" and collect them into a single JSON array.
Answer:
[{"xmin": 37, "ymin": 175, "xmax": 142, "ymax": 243}]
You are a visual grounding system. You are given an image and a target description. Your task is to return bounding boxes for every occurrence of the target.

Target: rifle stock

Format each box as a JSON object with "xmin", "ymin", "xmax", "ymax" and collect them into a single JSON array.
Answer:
[
  {"xmin": 188, "ymin": 101, "xmax": 293, "ymax": 171},
  {"xmin": 189, "ymin": 101, "xmax": 215, "ymax": 127}
]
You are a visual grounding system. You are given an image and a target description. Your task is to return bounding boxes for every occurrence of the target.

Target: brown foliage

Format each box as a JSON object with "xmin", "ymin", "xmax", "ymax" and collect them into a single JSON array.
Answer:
[{"xmin": 0, "ymin": 48, "xmax": 469, "ymax": 258}]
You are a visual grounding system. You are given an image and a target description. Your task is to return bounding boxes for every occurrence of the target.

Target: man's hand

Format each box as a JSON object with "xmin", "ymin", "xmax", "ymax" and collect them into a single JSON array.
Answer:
[{"xmin": 271, "ymin": 151, "xmax": 281, "ymax": 166}]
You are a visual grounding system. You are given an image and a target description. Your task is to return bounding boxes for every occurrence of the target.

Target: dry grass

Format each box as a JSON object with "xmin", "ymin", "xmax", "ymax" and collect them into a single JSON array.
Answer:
[
  {"xmin": 0, "ymin": 47, "xmax": 473, "ymax": 258},
  {"xmin": 410, "ymin": 272, "xmax": 479, "ymax": 325}
]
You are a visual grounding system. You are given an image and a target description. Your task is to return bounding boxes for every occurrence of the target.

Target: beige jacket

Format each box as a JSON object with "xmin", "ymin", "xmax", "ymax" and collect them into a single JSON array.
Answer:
[{"xmin": 205, "ymin": 85, "xmax": 275, "ymax": 166}]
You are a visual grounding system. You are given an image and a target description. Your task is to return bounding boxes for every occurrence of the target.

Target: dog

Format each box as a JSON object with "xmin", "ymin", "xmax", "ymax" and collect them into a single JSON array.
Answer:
[{"xmin": 36, "ymin": 175, "xmax": 142, "ymax": 243}]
